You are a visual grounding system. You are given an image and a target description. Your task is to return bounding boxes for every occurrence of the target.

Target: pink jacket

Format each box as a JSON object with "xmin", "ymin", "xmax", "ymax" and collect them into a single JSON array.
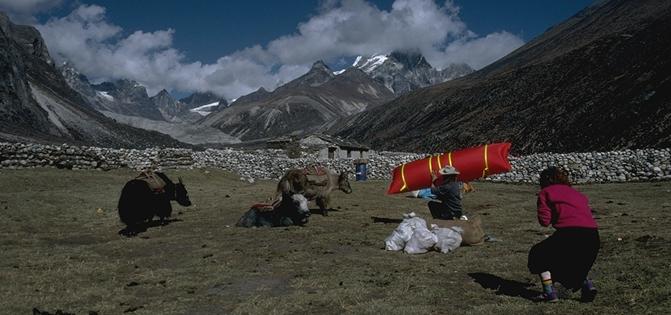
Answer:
[{"xmin": 537, "ymin": 184, "xmax": 598, "ymax": 229}]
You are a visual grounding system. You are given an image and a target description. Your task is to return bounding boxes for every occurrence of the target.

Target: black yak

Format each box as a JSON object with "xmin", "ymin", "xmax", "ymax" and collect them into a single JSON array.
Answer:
[{"xmin": 117, "ymin": 171, "xmax": 191, "ymax": 236}]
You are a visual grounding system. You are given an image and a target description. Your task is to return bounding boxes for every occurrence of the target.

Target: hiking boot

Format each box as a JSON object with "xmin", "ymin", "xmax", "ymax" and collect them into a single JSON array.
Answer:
[
  {"xmin": 534, "ymin": 291, "xmax": 559, "ymax": 303},
  {"xmin": 580, "ymin": 280, "xmax": 598, "ymax": 303}
]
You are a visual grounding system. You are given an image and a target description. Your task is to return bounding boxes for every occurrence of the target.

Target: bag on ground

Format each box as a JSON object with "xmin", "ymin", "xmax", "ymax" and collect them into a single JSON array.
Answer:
[
  {"xmin": 404, "ymin": 225, "xmax": 438, "ymax": 254},
  {"xmin": 384, "ymin": 213, "xmax": 427, "ymax": 251},
  {"xmin": 432, "ymin": 226, "xmax": 463, "ymax": 253}
]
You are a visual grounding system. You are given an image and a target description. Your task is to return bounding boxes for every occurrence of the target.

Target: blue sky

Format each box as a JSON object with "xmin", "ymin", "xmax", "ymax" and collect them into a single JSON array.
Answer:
[{"xmin": 1, "ymin": 0, "xmax": 593, "ymax": 99}]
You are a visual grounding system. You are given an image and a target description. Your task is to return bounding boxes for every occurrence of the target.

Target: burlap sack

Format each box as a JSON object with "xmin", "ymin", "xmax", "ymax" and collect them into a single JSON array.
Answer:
[{"xmin": 427, "ymin": 215, "xmax": 485, "ymax": 245}]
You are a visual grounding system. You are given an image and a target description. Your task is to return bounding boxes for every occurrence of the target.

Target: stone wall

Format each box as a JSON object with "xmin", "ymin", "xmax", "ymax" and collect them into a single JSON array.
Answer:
[
  {"xmin": 1, "ymin": 142, "xmax": 670, "ymax": 184},
  {"xmin": 489, "ymin": 149, "xmax": 671, "ymax": 183}
]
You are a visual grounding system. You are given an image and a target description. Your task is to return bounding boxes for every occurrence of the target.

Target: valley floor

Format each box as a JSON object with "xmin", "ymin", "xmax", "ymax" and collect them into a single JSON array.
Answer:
[{"xmin": 0, "ymin": 168, "xmax": 669, "ymax": 314}]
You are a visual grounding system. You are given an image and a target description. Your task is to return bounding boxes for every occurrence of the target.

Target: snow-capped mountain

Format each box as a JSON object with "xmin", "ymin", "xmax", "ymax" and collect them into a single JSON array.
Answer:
[
  {"xmin": 352, "ymin": 55, "xmax": 389, "ymax": 73},
  {"xmin": 59, "ymin": 63, "xmax": 239, "ymax": 144},
  {"xmin": 62, "ymin": 62, "xmax": 230, "ymax": 123},
  {"xmin": 61, "ymin": 66, "xmax": 168, "ymax": 122},
  {"xmin": 199, "ymin": 60, "xmax": 395, "ymax": 141},
  {"xmin": 343, "ymin": 51, "xmax": 473, "ymax": 96},
  {"xmin": 180, "ymin": 92, "xmax": 228, "ymax": 117},
  {"xmin": 179, "ymin": 91, "xmax": 228, "ymax": 112}
]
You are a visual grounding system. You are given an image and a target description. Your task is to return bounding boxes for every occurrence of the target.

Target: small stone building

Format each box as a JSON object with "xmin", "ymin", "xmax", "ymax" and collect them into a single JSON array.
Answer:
[{"xmin": 298, "ymin": 134, "xmax": 370, "ymax": 160}]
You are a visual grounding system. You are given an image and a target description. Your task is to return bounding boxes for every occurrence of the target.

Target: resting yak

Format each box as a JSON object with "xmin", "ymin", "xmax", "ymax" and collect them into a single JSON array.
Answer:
[
  {"xmin": 117, "ymin": 171, "xmax": 191, "ymax": 236},
  {"xmin": 277, "ymin": 166, "xmax": 352, "ymax": 216},
  {"xmin": 236, "ymin": 193, "xmax": 310, "ymax": 227}
]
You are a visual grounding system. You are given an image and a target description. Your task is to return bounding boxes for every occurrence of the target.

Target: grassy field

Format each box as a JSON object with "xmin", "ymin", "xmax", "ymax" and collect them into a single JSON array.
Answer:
[{"xmin": 0, "ymin": 168, "xmax": 669, "ymax": 315}]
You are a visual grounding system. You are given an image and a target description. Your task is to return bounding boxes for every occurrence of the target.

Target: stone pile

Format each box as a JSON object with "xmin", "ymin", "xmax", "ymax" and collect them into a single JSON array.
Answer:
[{"xmin": 1, "ymin": 142, "xmax": 670, "ymax": 184}]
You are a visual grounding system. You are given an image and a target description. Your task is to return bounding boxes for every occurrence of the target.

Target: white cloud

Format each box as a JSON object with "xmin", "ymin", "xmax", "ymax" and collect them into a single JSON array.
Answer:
[
  {"xmin": 432, "ymin": 31, "xmax": 525, "ymax": 69},
  {"xmin": 34, "ymin": 4, "xmax": 292, "ymax": 98},
  {"xmin": 268, "ymin": 0, "xmax": 468, "ymax": 65},
  {"xmin": 32, "ymin": 0, "xmax": 525, "ymax": 100},
  {"xmin": 0, "ymin": 0, "xmax": 61, "ymax": 23}
]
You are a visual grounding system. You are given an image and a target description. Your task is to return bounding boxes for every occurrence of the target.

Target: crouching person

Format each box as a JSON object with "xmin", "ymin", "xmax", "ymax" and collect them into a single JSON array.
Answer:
[
  {"xmin": 428, "ymin": 166, "xmax": 468, "ymax": 220},
  {"xmin": 236, "ymin": 193, "xmax": 310, "ymax": 227},
  {"xmin": 528, "ymin": 167, "xmax": 599, "ymax": 302}
]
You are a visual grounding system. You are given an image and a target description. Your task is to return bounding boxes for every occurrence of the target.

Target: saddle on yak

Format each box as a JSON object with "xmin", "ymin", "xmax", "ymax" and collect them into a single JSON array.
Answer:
[
  {"xmin": 252, "ymin": 203, "xmax": 276, "ymax": 213},
  {"xmin": 135, "ymin": 170, "xmax": 166, "ymax": 194},
  {"xmin": 303, "ymin": 165, "xmax": 329, "ymax": 187}
]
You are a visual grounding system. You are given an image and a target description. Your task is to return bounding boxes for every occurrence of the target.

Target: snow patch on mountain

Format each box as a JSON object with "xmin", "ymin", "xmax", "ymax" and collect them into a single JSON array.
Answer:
[
  {"xmin": 190, "ymin": 101, "xmax": 220, "ymax": 116},
  {"xmin": 356, "ymin": 55, "xmax": 388, "ymax": 73},
  {"xmin": 96, "ymin": 91, "xmax": 114, "ymax": 101}
]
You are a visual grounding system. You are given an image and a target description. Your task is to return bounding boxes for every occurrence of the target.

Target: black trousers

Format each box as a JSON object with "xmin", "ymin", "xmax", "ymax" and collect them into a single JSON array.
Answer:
[
  {"xmin": 528, "ymin": 227, "xmax": 600, "ymax": 290},
  {"xmin": 428, "ymin": 201, "xmax": 462, "ymax": 220}
]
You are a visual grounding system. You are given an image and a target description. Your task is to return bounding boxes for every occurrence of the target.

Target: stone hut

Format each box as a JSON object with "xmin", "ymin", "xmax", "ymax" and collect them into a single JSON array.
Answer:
[
  {"xmin": 298, "ymin": 134, "xmax": 370, "ymax": 160},
  {"xmin": 266, "ymin": 136, "xmax": 293, "ymax": 149}
]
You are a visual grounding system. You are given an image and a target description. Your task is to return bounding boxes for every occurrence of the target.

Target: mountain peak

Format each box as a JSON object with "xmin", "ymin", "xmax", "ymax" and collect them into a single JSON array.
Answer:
[
  {"xmin": 179, "ymin": 91, "xmax": 223, "ymax": 108},
  {"xmin": 311, "ymin": 60, "xmax": 331, "ymax": 71},
  {"xmin": 388, "ymin": 51, "xmax": 432, "ymax": 70},
  {"xmin": 353, "ymin": 54, "xmax": 389, "ymax": 73},
  {"xmin": 277, "ymin": 60, "xmax": 335, "ymax": 90},
  {"xmin": 352, "ymin": 51, "xmax": 472, "ymax": 96}
]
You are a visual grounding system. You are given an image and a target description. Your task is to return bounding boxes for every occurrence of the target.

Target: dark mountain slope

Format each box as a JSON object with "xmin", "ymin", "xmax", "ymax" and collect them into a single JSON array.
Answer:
[
  {"xmin": 0, "ymin": 12, "xmax": 187, "ymax": 148},
  {"xmin": 334, "ymin": 0, "xmax": 671, "ymax": 154}
]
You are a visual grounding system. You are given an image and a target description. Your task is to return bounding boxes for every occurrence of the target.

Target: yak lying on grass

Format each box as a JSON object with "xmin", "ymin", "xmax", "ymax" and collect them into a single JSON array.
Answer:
[
  {"xmin": 277, "ymin": 166, "xmax": 352, "ymax": 216},
  {"xmin": 117, "ymin": 171, "xmax": 191, "ymax": 236},
  {"xmin": 236, "ymin": 193, "xmax": 310, "ymax": 227}
]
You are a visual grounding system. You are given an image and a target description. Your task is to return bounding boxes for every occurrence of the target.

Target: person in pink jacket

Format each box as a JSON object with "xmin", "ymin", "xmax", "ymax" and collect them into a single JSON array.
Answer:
[{"xmin": 528, "ymin": 166, "xmax": 599, "ymax": 302}]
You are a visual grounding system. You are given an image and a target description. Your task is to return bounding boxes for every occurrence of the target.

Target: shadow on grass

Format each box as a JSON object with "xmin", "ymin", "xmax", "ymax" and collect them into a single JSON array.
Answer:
[
  {"xmin": 370, "ymin": 216, "xmax": 403, "ymax": 224},
  {"xmin": 469, "ymin": 272, "xmax": 539, "ymax": 301},
  {"xmin": 118, "ymin": 218, "xmax": 183, "ymax": 237},
  {"xmin": 309, "ymin": 208, "xmax": 339, "ymax": 216}
]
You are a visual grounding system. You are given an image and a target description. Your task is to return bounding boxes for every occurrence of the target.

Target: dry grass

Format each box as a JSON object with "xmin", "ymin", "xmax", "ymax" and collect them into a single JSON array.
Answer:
[{"xmin": 0, "ymin": 168, "xmax": 669, "ymax": 314}]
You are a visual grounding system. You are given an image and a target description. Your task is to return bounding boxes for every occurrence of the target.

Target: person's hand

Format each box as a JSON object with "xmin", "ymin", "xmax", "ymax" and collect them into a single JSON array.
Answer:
[{"xmin": 431, "ymin": 172, "xmax": 438, "ymax": 183}]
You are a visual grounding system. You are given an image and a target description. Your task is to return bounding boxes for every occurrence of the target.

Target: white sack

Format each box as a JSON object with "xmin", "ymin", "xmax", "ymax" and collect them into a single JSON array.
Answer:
[
  {"xmin": 432, "ymin": 226, "xmax": 463, "ymax": 253},
  {"xmin": 404, "ymin": 225, "xmax": 438, "ymax": 254},
  {"xmin": 384, "ymin": 213, "xmax": 427, "ymax": 251}
]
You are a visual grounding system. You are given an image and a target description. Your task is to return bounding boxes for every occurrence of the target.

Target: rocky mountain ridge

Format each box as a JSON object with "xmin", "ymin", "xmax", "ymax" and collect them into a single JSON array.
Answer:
[
  {"xmin": 58, "ymin": 63, "xmax": 239, "ymax": 145},
  {"xmin": 61, "ymin": 65, "xmax": 226, "ymax": 123},
  {"xmin": 350, "ymin": 51, "xmax": 473, "ymax": 96},
  {"xmin": 199, "ymin": 61, "xmax": 395, "ymax": 141}
]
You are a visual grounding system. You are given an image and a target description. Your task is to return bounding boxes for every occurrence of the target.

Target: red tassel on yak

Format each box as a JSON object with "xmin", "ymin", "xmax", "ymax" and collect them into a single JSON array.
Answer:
[{"xmin": 386, "ymin": 142, "xmax": 512, "ymax": 194}]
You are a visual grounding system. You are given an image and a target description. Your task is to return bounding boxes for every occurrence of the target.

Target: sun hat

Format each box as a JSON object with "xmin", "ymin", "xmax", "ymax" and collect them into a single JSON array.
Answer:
[{"xmin": 438, "ymin": 166, "xmax": 460, "ymax": 176}]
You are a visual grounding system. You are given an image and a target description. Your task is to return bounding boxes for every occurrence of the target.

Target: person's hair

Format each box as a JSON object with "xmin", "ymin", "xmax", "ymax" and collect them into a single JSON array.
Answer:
[{"xmin": 539, "ymin": 166, "xmax": 571, "ymax": 188}]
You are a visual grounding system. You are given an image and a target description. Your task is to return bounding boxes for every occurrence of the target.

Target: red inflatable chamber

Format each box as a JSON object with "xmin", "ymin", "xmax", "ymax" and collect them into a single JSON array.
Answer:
[{"xmin": 387, "ymin": 143, "xmax": 512, "ymax": 194}]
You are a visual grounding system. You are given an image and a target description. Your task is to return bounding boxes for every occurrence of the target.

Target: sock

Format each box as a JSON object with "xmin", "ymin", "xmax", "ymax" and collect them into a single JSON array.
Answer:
[{"xmin": 540, "ymin": 271, "xmax": 554, "ymax": 294}]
